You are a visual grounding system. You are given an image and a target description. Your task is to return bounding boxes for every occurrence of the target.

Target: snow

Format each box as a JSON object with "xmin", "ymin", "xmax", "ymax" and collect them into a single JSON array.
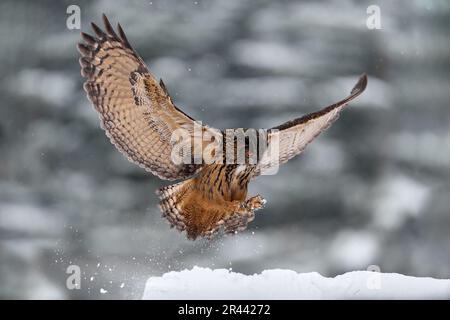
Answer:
[{"xmin": 143, "ymin": 267, "xmax": 450, "ymax": 300}]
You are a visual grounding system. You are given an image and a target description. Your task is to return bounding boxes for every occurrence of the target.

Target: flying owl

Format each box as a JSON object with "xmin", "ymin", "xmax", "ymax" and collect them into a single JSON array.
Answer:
[{"xmin": 78, "ymin": 15, "xmax": 367, "ymax": 240}]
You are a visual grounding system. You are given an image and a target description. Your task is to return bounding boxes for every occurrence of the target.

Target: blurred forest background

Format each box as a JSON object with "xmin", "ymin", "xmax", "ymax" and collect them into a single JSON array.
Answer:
[{"xmin": 1, "ymin": 0, "xmax": 449, "ymax": 299}]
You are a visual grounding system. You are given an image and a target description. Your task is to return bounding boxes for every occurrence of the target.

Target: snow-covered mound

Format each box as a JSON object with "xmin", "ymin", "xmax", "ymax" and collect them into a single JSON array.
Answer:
[{"xmin": 143, "ymin": 267, "xmax": 450, "ymax": 299}]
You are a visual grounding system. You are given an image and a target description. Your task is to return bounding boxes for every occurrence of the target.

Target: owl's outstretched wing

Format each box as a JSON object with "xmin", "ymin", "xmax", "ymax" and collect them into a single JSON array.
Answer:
[
  {"xmin": 255, "ymin": 74, "xmax": 367, "ymax": 176},
  {"xmin": 78, "ymin": 14, "xmax": 203, "ymax": 180}
]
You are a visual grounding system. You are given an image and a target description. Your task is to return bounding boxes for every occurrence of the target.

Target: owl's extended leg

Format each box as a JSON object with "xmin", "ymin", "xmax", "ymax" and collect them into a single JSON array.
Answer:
[
  {"xmin": 223, "ymin": 195, "xmax": 266, "ymax": 235},
  {"xmin": 203, "ymin": 195, "xmax": 266, "ymax": 240},
  {"xmin": 244, "ymin": 195, "xmax": 267, "ymax": 211}
]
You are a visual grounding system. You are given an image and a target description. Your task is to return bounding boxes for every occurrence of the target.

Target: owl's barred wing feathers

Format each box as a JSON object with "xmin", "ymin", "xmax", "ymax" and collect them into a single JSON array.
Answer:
[
  {"xmin": 78, "ymin": 14, "xmax": 202, "ymax": 180},
  {"xmin": 256, "ymin": 74, "xmax": 367, "ymax": 176}
]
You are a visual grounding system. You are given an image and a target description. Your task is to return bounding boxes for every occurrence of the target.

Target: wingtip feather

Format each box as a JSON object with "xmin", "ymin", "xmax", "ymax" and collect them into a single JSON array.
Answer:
[
  {"xmin": 91, "ymin": 22, "xmax": 106, "ymax": 38},
  {"xmin": 76, "ymin": 43, "xmax": 91, "ymax": 56},
  {"xmin": 117, "ymin": 22, "xmax": 132, "ymax": 49},
  {"xmin": 80, "ymin": 32, "xmax": 96, "ymax": 46},
  {"xmin": 351, "ymin": 73, "xmax": 368, "ymax": 95},
  {"xmin": 102, "ymin": 14, "xmax": 119, "ymax": 39}
]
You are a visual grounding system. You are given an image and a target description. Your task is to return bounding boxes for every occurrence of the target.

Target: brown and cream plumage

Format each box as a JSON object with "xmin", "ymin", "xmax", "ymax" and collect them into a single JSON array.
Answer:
[{"xmin": 78, "ymin": 15, "xmax": 367, "ymax": 240}]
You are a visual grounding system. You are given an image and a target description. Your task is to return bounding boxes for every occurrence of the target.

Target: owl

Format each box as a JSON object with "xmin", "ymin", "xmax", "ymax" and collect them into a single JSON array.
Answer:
[{"xmin": 78, "ymin": 15, "xmax": 367, "ymax": 240}]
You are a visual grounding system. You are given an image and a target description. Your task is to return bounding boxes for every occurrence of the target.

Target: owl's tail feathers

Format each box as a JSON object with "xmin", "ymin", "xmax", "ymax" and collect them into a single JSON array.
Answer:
[{"xmin": 156, "ymin": 179, "xmax": 192, "ymax": 234}]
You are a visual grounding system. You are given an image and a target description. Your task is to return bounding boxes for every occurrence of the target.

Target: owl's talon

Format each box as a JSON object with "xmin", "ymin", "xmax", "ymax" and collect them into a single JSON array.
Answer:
[{"xmin": 245, "ymin": 195, "xmax": 266, "ymax": 211}]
